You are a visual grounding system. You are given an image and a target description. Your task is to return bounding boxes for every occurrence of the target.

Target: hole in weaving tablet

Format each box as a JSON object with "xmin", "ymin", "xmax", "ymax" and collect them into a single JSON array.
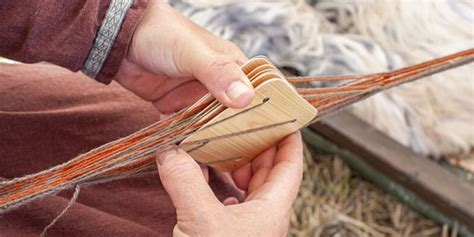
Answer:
[
  {"xmin": 205, "ymin": 156, "xmax": 242, "ymax": 165},
  {"xmin": 262, "ymin": 97, "xmax": 270, "ymax": 103},
  {"xmin": 184, "ymin": 140, "xmax": 210, "ymax": 153}
]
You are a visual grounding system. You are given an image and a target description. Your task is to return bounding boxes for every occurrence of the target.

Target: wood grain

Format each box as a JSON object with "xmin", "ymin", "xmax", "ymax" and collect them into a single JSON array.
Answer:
[
  {"xmin": 183, "ymin": 77, "xmax": 317, "ymax": 171},
  {"xmin": 182, "ymin": 57, "xmax": 317, "ymax": 171}
]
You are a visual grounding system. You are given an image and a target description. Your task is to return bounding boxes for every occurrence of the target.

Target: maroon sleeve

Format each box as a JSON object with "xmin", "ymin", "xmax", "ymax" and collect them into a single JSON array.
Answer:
[{"xmin": 0, "ymin": 0, "xmax": 148, "ymax": 83}]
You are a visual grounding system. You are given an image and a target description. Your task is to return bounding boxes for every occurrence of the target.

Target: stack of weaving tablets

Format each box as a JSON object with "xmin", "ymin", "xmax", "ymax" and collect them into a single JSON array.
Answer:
[{"xmin": 181, "ymin": 56, "xmax": 317, "ymax": 170}]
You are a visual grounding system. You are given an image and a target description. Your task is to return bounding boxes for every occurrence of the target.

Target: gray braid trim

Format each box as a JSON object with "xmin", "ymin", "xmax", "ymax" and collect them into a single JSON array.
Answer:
[{"xmin": 82, "ymin": 0, "xmax": 134, "ymax": 78}]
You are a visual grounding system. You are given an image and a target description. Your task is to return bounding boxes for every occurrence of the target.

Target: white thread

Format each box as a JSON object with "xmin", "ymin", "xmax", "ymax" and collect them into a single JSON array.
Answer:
[{"xmin": 40, "ymin": 185, "xmax": 81, "ymax": 237}]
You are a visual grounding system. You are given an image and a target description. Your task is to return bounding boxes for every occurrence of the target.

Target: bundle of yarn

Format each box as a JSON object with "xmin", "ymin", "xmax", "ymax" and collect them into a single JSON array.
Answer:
[
  {"xmin": 169, "ymin": 0, "xmax": 474, "ymax": 158},
  {"xmin": 1, "ymin": 46, "xmax": 473, "ymax": 214}
]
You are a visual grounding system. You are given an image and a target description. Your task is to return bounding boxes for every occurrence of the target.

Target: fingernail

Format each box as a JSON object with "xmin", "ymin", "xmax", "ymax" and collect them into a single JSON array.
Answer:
[
  {"xmin": 156, "ymin": 149, "xmax": 178, "ymax": 166},
  {"xmin": 226, "ymin": 80, "xmax": 251, "ymax": 101},
  {"xmin": 223, "ymin": 197, "xmax": 239, "ymax": 206}
]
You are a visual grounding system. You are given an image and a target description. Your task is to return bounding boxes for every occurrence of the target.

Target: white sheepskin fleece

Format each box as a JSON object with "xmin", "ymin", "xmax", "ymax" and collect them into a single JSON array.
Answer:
[{"xmin": 168, "ymin": 0, "xmax": 474, "ymax": 158}]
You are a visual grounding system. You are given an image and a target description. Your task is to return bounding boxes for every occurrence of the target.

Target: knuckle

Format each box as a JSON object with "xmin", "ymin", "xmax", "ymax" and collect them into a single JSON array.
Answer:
[
  {"xmin": 224, "ymin": 42, "xmax": 247, "ymax": 61},
  {"xmin": 162, "ymin": 157, "xmax": 197, "ymax": 180},
  {"xmin": 208, "ymin": 57, "xmax": 235, "ymax": 71},
  {"xmin": 225, "ymin": 41, "xmax": 241, "ymax": 53},
  {"xmin": 203, "ymin": 58, "xmax": 238, "ymax": 81},
  {"xmin": 282, "ymin": 160, "xmax": 303, "ymax": 177}
]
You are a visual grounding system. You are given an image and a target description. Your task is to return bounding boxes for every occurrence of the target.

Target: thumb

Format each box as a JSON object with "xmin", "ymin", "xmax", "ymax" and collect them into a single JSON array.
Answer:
[
  {"xmin": 195, "ymin": 57, "xmax": 254, "ymax": 109},
  {"xmin": 156, "ymin": 148, "xmax": 220, "ymax": 212}
]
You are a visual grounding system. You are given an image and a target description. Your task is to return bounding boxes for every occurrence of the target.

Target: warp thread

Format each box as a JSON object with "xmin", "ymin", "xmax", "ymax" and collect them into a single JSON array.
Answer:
[
  {"xmin": 40, "ymin": 185, "xmax": 81, "ymax": 237},
  {"xmin": 0, "ymin": 48, "xmax": 473, "ymax": 215},
  {"xmin": 0, "ymin": 94, "xmax": 296, "ymax": 213}
]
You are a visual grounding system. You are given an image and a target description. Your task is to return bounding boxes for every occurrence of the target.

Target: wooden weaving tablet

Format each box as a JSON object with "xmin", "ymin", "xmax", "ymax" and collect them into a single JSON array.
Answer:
[{"xmin": 182, "ymin": 56, "xmax": 318, "ymax": 171}]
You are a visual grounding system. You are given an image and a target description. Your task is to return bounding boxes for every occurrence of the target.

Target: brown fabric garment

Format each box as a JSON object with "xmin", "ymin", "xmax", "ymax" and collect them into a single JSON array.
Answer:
[
  {"xmin": 0, "ymin": 0, "xmax": 148, "ymax": 83},
  {"xmin": 0, "ymin": 63, "xmax": 243, "ymax": 236}
]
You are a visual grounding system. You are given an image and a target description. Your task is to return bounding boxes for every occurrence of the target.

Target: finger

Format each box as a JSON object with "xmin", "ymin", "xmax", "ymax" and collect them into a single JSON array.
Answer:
[
  {"xmin": 194, "ymin": 56, "xmax": 254, "ymax": 109},
  {"xmin": 223, "ymin": 197, "xmax": 239, "ymax": 206},
  {"xmin": 173, "ymin": 224, "xmax": 188, "ymax": 237},
  {"xmin": 231, "ymin": 163, "xmax": 252, "ymax": 191},
  {"xmin": 115, "ymin": 58, "xmax": 195, "ymax": 102},
  {"xmin": 199, "ymin": 163, "xmax": 209, "ymax": 183},
  {"xmin": 249, "ymin": 132, "xmax": 303, "ymax": 211},
  {"xmin": 282, "ymin": 214, "xmax": 291, "ymax": 236},
  {"xmin": 156, "ymin": 148, "xmax": 220, "ymax": 214},
  {"xmin": 247, "ymin": 146, "xmax": 277, "ymax": 194},
  {"xmin": 158, "ymin": 113, "xmax": 173, "ymax": 120},
  {"xmin": 153, "ymin": 80, "xmax": 208, "ymax": 113}
]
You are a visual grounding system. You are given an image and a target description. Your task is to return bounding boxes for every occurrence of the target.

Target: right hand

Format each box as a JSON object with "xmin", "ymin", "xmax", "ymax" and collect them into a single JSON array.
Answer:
[{"xmin": 155, "ymin": 131, "xmax": 303, "ymax": 236}]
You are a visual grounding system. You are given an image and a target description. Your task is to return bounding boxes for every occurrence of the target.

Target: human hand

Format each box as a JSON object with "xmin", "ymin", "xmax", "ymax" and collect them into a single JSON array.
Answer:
[
  {"xmin": 114, "ymin": 0, "xmax": 254, "ymax": 114},
  {"xmin": 155, "ymin": 131, "xmax": 303, "ymax": 236}
]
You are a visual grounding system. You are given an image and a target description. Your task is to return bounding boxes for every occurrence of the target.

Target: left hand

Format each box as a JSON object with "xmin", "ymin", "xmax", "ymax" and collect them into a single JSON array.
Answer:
[{"xmin": 114, "ymin": 0, "xmax": 254, "ymax": 114}]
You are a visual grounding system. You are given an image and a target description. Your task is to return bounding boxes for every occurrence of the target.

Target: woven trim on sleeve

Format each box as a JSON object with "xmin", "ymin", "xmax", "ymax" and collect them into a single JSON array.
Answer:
[{"xmin": 82, "ymin": 0, "xmax": 134, "ymax": 78}]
